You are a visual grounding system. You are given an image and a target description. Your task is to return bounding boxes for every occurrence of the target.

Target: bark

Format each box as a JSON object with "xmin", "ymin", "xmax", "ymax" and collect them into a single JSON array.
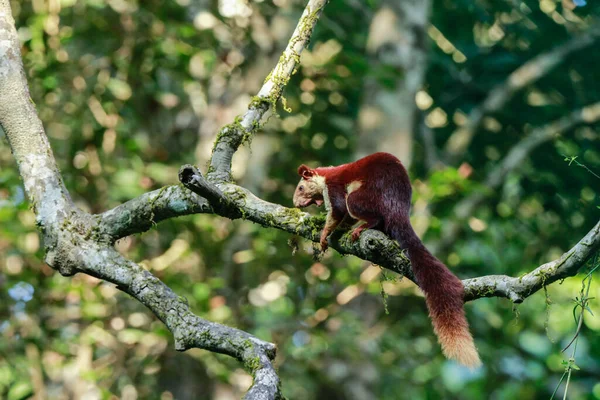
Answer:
[{"xmin": 1, "ymin": 0, "xmax": 330, "ymax": 398}]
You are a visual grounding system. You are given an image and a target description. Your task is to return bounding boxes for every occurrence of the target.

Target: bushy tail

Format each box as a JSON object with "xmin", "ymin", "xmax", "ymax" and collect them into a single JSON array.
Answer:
[{"xmin": 390, "ymin": 220, "xmax": 481, "ymax": 368}]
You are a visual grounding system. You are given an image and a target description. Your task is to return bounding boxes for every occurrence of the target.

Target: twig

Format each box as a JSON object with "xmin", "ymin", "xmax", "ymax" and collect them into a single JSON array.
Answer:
[
  {"xmin": 563, "ymin": 155, "xmax": 600, "ymax": 181},
  {"xmin": 550, "ymin": 258, "xmax": 598, "ymax": 400},
  {"xmin": 208, "ymin": 0, "xmax": 329, "ymax": 182}
]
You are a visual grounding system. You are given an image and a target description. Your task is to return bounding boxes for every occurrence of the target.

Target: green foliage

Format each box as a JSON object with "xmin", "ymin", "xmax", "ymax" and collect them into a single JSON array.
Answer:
[{"xmin": 1, "ymin": 0, "xmax": 600, "ymax": 399}]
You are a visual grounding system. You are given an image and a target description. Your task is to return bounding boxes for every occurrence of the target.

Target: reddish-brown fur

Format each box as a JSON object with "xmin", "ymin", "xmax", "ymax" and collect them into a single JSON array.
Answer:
[{"xmin": 293, "ymin": 152, "xmax": 481, "ymax": 367}]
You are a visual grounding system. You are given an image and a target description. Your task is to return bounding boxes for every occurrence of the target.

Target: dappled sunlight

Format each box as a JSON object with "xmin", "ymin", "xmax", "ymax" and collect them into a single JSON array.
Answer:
[{"xmin": 1, "ymin": 0, "xmax": 599, "ymax": 398}]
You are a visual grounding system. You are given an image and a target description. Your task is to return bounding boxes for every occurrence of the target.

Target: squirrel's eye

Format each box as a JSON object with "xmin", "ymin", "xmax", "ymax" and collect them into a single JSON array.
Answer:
[{"xmin": 299, "ymin": 185, "xmax": 304, "ymax": 191}]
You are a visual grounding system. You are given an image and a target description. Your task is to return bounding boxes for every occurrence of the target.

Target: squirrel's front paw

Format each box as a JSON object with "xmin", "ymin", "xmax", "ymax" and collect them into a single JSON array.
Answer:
[
  {"xmin": 351, "ymin": 228, "xmax": 363, "ymax": 242},
  {"xmin": 319, "ymin": 233, "xmax": 329, "ymax": 252}
]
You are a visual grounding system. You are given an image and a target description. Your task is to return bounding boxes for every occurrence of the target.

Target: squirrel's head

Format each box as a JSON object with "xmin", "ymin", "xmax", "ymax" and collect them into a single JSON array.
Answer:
[{"xmin": 293, "ymin": 165, "xmax": 325, "ymax": 208}]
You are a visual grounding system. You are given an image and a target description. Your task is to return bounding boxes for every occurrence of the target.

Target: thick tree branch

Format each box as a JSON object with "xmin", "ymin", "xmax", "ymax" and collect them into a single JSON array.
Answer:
[
  {"xmin": 444, "ymin": 27, "xmax": 600, "ymax": 160},
  {"xmin": 178, "ymin": 167, "xmax": 599, "ymax": 304},
  {"xmin": 179, "ymin": 169, "xmax": 415, "ymax": 279},
  {"xmin": 1, "ymin": 3, "xmax": 281, "ymax": 398},
  {"xmin": 100, "ymin": 0, "xmax": 329, "ymax": 239},
  {"xmin": 463, "ymin": 219, "xmax": 600, "ymax": 302},
  {"xmin": 0, "ymin": 1, "xmax": 72, "ymax": 222},
  {"xmin": 60, "ymin": 238, "xmax": 280, "ymax": 400},
  {"xmin": 101, "ymin": 110, "xmax": 600, "ymax": 307},
  {"xmin": 99, "ymin": 185, "xmax": 211, "ymax": 242},
  {"xmin": 208, "ymin": 0, "xmax": 328, "ymax": 181},
  {"xmin": 433, "ymin": 102, "xmax": 600, "ymax": 254}
]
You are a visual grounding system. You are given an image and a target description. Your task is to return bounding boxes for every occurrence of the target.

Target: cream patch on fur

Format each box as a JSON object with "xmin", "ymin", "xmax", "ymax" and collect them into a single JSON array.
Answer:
[
  {"xmin": 346, "ymin": 180, "xmax": 362, "ymax": 195},
  {"xmin": 346, "ymin": 197, "xmax": 358, "ymax": 220},
  {"xmin": 309, "ymin": 175, "xmax": 330, "ymax": 211},
  {"xmin": 345, "ymin": 181, "xmax": 363, "ymax": 220},
  {"xmin": 312, "ymin": 175, "xmax": 326, "ymax": 190}
]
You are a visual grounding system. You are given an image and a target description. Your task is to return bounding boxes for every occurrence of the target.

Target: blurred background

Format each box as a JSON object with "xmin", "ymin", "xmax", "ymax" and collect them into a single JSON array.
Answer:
[{"xmin": 1, "ymin": 0, "xmax": 600, "ymax": 399}]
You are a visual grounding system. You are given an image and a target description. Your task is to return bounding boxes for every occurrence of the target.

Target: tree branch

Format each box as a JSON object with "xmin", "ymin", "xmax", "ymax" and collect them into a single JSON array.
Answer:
[
  {"xmin": 99, "ymin": 185, "xmax": 211, "ymax": 242},
  {"xmin": 101, "ymin": 110, "xmax": 600, "ymax": 308},
  {"xmin": 62, "ymin": 240, "xmax": 281, "ymax": 400},
  {"xmin": 463, "ymin": 219, "xmax": 600, "ymax": 302},
  {"xmin": 444, "ymin": 27, "xmax": 600, "ymax": 160},
  {"xmin": 208, "ymin": 0, "xmax": 328, "ymax": 181},
  {"xmin": 99, "ymin": 0, "xmax": 329, "ymax": 240},
  {"xmin": 177, "ymin": 173, "xmax": 600, "ymax": 303},
  {"xmin": 0, "ymin": 1, "xmax": 72, "ymax": 221},
  {"xmin": 1, "ymin": 2, "xmax": 282, "ymax": 398}
]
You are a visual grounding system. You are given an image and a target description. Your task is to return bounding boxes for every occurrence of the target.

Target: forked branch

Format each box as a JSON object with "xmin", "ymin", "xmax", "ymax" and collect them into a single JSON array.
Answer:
[{"xmin": 0, "ymin": 0, "xmax": 331, "ymax": 398}]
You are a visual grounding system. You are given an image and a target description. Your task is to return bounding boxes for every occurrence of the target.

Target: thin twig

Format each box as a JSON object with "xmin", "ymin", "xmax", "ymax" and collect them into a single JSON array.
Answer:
[{"xmin": 551, "ymin": 258, "xmax": 598, "ymax": 399}]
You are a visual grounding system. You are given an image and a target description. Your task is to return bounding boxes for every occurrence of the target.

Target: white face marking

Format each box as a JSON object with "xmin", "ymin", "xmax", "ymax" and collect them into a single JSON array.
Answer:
[
  {"xmin": 346, "ymin": 180, "xmax": 362, "ymax": 195},
  {"xmin": 308, "ymin": 175, "xmax": 331, "ymax": 210},
  {"xmin": 312, "ymin": 175, "xmax": 326, "ymax": 190},
  {"xmin": 293, "ymin": 173, "xmax": 328, "ymax": 208}
]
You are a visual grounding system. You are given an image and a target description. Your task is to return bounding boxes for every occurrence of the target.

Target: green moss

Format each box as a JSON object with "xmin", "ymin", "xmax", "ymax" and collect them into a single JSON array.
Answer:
[
  {"xmin": 249, "ymin": 96, "xmax": 269, "ymax": 110},
  {"xmin": 210, "ymin": 115, "xmax": 256, "ymax": 155},
  {"xmin": 281, "ymin": 96, "xmax": 292, "ymax": 113},
  {"xmin": 228, "ymin": 189, "xmax": 248, "ymax": 219},
  {"xmin": 148, "ymin": 186, "xmax": 169, "ymax": 225},
  {"xmin": 263, "ymin": 213, "xmax": 278, "ymax": 227},
  {"xmin": 83, "ymin": 224, "xmax": 101, "ymax": 241},
  {"xmin": 263, "ymin": 71, "xmax": 273, "ymax": 84},
  {"xmin": 199, "ymin": 329, "xmax": 212, "ymax": 342},
  {"xmin": 208, "ymin": 5, "xmax": 323, "ymax": 158},
  {"xmin": 212, "ymin": 124, "xmax": 236, "ymax": 152},
  {"xmin": 29, "ymin": 200, "xmax": 38, "ymax": 215},
  {"xmin": 278, "ymin": 207, "xmax": 304, "ymax": 226},
  {"xmin": 245, "ymin": 356, "xmax": 262, "ymax": 374},
  {"xmin": 258, "ymin": 6, "xmax": 324, "ymax": 116},
  {"xmin": 301, "ymin": 214, "xmax": 326, "ymax": 238},
  {"xmin": 477, "ymin": 285, "xmax": 496, "ymax": 297}
]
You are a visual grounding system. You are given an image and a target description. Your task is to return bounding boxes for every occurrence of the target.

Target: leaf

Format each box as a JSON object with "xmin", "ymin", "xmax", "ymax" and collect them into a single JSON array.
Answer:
[{"xmin": 7, "ymin": 381, "xmax": 33, "ymax": 400}]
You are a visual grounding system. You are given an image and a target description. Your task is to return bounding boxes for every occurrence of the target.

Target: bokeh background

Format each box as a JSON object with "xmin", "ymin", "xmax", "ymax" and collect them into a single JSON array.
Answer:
[{"xmin": 1, "ymin": 0, "xmax": 600, "ymax": 399}]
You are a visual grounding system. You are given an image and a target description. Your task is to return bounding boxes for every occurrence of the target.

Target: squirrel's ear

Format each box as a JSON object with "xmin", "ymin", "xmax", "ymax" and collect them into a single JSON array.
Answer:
[{"xmin": 298, "ymin": 164, "xmax": 314, "ymax": 179}]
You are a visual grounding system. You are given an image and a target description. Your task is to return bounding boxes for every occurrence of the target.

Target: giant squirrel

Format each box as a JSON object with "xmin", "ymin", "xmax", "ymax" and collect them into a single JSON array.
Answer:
[{"xmin": 293, "ymin": 152, "xmax": 481, "ymax": 367}]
